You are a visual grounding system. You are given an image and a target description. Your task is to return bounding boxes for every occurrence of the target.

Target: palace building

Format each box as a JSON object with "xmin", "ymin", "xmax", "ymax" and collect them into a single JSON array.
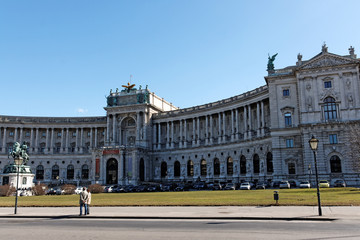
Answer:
[{"xmin": 1, "ymin": 44, "xmax": 360, "ymax": 187}]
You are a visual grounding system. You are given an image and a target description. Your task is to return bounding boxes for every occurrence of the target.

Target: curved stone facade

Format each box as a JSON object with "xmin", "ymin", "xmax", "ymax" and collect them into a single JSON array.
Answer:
[{"xmin": 1, "ymin": 46, "xmax": 360, "ymax": 187}]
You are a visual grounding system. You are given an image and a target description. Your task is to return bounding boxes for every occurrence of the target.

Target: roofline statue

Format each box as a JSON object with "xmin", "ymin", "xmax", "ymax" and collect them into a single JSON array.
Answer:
[{"xmin": 267, "ymin": 53, "xmax": 278, "ymax": 73}]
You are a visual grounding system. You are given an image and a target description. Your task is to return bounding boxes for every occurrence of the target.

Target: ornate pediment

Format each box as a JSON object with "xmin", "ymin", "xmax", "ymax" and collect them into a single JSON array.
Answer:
[{"xmin": 300, "ymin": 53, "xmax": 358, "ymax": 70}]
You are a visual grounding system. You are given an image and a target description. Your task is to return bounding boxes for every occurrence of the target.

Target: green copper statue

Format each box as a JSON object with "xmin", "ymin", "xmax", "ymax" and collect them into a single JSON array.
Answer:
[
  {"xmin": 9, "ymin": 141, "xmax": 29, "ymax": 165},
  {"xmin": 267, "ymin": 53, "xmax": 278, "ymax": 72}
]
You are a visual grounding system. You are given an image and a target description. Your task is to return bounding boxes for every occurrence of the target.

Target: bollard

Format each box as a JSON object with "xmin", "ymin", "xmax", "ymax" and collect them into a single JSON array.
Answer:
[{"xmin": 273, "ymin": 191, "xmax": 279, "ymax": 205}]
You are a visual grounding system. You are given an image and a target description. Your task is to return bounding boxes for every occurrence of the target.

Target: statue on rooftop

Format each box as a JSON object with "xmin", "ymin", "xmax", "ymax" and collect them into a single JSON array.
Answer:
[{"xmin": 267, "ymin": 53, "xmax": 278, "ymax": 72}]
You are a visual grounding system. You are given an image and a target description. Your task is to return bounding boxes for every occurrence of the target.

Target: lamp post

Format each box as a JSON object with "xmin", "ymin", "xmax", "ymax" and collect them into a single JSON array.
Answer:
[
  {"xmin": 14, "ymin": 157, "xmax": 23, "ymax": 215},
  {"xmin": 309, "ymin": 135, "xmax": 322, "ymax": 216}
]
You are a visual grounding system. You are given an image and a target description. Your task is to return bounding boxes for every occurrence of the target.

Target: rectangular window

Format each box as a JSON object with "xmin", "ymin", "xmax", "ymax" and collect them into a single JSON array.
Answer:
[
  {"xmin": 25, "ymin": 132, "xmax": 30, "ymax": 137},
  {"xmin": 329, "ymin": 134, "xmax": 338, "ymax": 144},
  {"xmin": 72, "ymin": 132, "xmax": 77, "ymax": 137},
  {"xmin": 285, "ymin": 113, "xmax": 292, "ymax": 127},
  {"xmin": 286, "ymin": 139, "xmax": 294, "ymax": 148},
  {"xmin": 87, "ymin": 132, "xmax": 91, "ymax": 137},
  {"xmin": 283, "ymin": 89, "xmax": 290, "ymax": 96},
  {"xmin": 41, "ymin": 132, "xmax": 46, "ymax": 137},
  {"xmin": 324, "ymin": 81, "xmax": 332, "ymax": 88},
  {"xmin": 9, "ymin": 132, "xmax": 14, "ymax": 137},
  {"xmin": 57, "ymin": 132, "xmax": 62, "ymax": 137},
  {"xmin": 288, "ymin": 163, "xmax": 296, "ymax": 174}
]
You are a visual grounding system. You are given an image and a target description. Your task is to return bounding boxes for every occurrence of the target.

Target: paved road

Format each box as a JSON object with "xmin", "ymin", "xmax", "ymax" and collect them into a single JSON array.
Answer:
[{"xmin": 1, "ymin": 218, "xmax": 360, "ymax": 240}]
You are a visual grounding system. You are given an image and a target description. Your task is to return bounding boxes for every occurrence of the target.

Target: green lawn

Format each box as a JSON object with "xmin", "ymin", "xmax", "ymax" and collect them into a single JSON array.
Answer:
[{"xmin": 0, "ymin": 188, "xmax": 359, "ymax": 207}]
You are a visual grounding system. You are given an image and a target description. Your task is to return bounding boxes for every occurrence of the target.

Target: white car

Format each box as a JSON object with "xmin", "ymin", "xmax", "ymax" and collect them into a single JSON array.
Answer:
[
  {"xmin": 299, "ymin": 181, "xmax": 311, "ymax": 188},
  {"xmin": 75, "ymin": 187, "xmax": 83, "ymax": 194},
  {"xmin": 240, "ymin": 182, "xmax": 251, "ymax": 190},
  {"xmin": 279, "ymin": 181, "xmax": 290, "ymax": 189}
]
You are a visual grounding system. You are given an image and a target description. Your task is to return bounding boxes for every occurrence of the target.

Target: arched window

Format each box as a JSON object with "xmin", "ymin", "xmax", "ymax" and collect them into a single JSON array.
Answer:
[
  {"xmin": 81, "ymin": 165, "xmax": 89, "ymax": 179},
  {"xmin": 240, "ymin": 155, "xmax": 246, "ymax": 174},
  {"xmin": 324, "ymin": 97, "xmax": 337, "ymax": 120},
  {"xmin": 36, "ymin": 165, "xmax": 44, "ymax": 180},
  {"xmin": 174, "ymin": 161, "xmax": 181, "ymax": 177},
  {"xmin": 22, "ymin": 177, "xmax": 27, "ymax": 185},
  {"xmin": 253, "ymin": 154, "xmax": 260, "ymax": 174},
  {"xmin": 213, "ymin": 158, "xmax": 220, "ymax": 175},
  {"xmin": 67, "ymin": 165, "xmax": 74, "ymax": 180},
  {"xmin": 227, "ymin": 157, "xmax": 233, "ymax": 175},
  {"xmin": 52, "ymin": 165, "xmax": 59, "ymax": 180},
  {"xmin": 161, "ymin": 162, "xmax": 167, "ymax": 177},
  {"xmin": 266, "ymin": 152, "xmax": 273, "ymax": 173},
  {"xmin": 200, "ymin": 159, "xmax": 207, "ymax": 176},
  {"xmin": 288, "ymin": 162, "xmax": 296, "ymax": 174},
  {"xmin": 330, "ymin": 155, "xmax": 342, "ymax": 173},
  {"xmin": 187, "ymin": 160, "xmax": 194, "ymax": 177}
]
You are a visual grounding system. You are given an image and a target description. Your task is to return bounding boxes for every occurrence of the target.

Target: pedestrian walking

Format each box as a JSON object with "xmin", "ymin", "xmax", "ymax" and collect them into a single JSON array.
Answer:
[
  {"xmin": 86, "ymin": 188, "xmax": 92, "ymax": 215},
  {"xmin": 79, "ymin": 187, "xmax": 88, "ymax": 216}
]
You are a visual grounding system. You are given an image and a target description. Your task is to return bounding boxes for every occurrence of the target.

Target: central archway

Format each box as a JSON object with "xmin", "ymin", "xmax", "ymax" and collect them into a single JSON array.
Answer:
[{"xmin": 106, "ymin": 158, "xmax": 118, "ymax": 184}]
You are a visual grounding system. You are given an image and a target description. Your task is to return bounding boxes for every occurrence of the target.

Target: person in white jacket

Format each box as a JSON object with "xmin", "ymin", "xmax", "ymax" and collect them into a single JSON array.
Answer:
[{"xmin": 86, "ymin": 188, "xmax": 92, "ymax": 215}]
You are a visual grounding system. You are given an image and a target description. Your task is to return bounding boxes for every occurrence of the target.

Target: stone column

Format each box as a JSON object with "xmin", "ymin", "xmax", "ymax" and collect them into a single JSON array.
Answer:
[
  {"xmin": 171, "ymin": 121, "xmax": 174, "ymax": 148},
  {"xmin": 231, "ymin": 110, "xmax": 235, "ymax": 141},
  {"xmin": 90, "ymin": 128, "xmax": 93, "ymax": 149},
  {"xmin": 75, "ymin": 128, "xmax": 79, "ymax": 152},
  {"xmin": 50, "ymin": 128, "xmax": 54, "ymax": 153},
  {"xmin": 153, "ymin": 123, "xmax": 157, "ymax": 149},
  {"xmin": 184, "ymin": 119, "xmax": 187, "ymax": 148},
  {"xmin": 65, "ymin": 128, "xmax": 69, "ymax": 153},
  {"xmin": 235, "ymin": 109, "xmax": 239, "ymax": 140},
  {"xmin": 14, "ymin": 128, "xmax": 18, "ymax": 142},
  {"xmin": 2, "ymin": 127, "xmax": 6, "ymax": 153},
  {"xmin": 205, "ymin": 116, "xmax": 209, "ymax": 145},
  {"xmin": 60, "ymin": 128, "xmax": 64, "ymax": 153},
  {"xmin": 243, "ymin": 106, "xmax": 247, "ymax": 140},
  {"xmin": 94, "ymin": 128, "xmax": 98, "ymax": 148},
  {"xmin": 158, "ymin": 123, "xmax": 161, "ymax": 149},
  {"xmin": 166, "ymin": 122, "xmax": 170, "ymax": 149},
  {"xmin": 197, "ymin": 117, "xmax": 200, "ymax": 145},
  {"xmin": 35, "ymin": 128, "xmax": 39, "ymax": 153},
  {"xmin": 45, "ymin": 128, "xmax": 49, "ymax": 153},
  {"xmin": 222, "ymin": 112, "xmax": 226, "ymax": 142},
  {"xmin": 106, "ymin": 115, "xmax": 110, "ymax": 143},
  {"xmin": 248, "ymin": 105, "xmax": 252, "ymax": 139},
  {"xmin": 218, "ymin": 113, "xmax": 222, "ymax": 144},
  {"xmin": 257, "ymin": 102, "xmax": 261, "ymax": 137},
  {"xmin": 192, "ymin": 118, "xmax": 196, "ymax": 146},
  {"xmin": 19, "ymin": 127, "xmax": 23, "ymax": 143},
  {"xmin": 209, "ymin": 115, "xmax": 213, "ymax": 144},
  {"xmin": 112, "ymin": 114, "xmax": 116, "ymax": 145},
  {"xmin": 179, "ymin": 120, "xmax": 183, "ymax": 148},
  {"xmin": 261, "ymin": 101, "xmax": 265, "ymax": 136},
  {"xmin": 80, "ymin": 128, "xmax": 84, "ymax": 153},
  {"xmin": 30, "ymin": 128, "xmax": 34, "ymax": 152}
]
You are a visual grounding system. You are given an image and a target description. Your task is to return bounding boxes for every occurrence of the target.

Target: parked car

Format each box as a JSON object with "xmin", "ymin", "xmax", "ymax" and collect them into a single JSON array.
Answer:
[
  {"xmin": 224, "ymin": 183, "xmax": 236, "ymax": 190},
  {"xmin": 113, "ymin": 185, "xmax": 126, "ymax": 193},
  {"xmin": 240, "ymin": 182, "xmax": 251, "ymax": 190},
  {"xmin": 255, "ymin": 182, "xmax": 266, "ymax": 190},
  {"xmin": 104, "ymin": 185, "xmax": 116, "ymax": 193},
  {"xmin": 147, "ymin": 185, "xmax": 161, "ymax": 192},
  {"xmin": 47, "ymin": 188, "xmax": 57, "ymax": 195},
  {"xmin": 74, "ymin": 186, "xmax": 83, "ymax": 194},
  {"xmin": 272, "ymin": 181, "xmax": 281, "ymax": 188},
  {"xmin": 288, "ymin": 180, "xmax": 297, "ymax": 188},
  {"xmin": 207, "ymin": 183, "xmax": 222, "ymax": 191},
  {"xmin": 319, "ymin": 180, "xmax": 330, "ymax": 188},
  {"xmin": 333, "ymin": 179, "xmax": 346, "ymax": 187},
  {"xmin": 299, "ymin": 181, "xmax": 311, "ymax": 188},
  {"xmin": 279, "ymin": 181, "xmax": 290, "ymax": 189},
  {"xmin": 193, "ymin": 182, "xmax": 207, "ymax": 190}
]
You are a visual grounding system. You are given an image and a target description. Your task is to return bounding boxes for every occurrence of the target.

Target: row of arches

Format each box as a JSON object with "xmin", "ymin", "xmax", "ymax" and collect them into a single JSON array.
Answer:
[{"xmin": 160, "ymin": 153, "xmax": 273, "ymax": 177}]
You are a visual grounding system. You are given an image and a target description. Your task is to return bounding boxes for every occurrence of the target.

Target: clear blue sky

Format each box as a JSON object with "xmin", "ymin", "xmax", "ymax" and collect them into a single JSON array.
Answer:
[{"xmin": 1, "ymin": 0, "xmax": 359, "ymax": 117}]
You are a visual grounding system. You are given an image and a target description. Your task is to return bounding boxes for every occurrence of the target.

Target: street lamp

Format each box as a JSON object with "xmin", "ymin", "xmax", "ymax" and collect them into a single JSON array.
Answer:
[
  {"xmin": 309, "ymin": 135, "xmax": 322, "ymax": 216},
  {"xmin": 14, "ymin": 157, "xmax": 23, "ymax": 214}
]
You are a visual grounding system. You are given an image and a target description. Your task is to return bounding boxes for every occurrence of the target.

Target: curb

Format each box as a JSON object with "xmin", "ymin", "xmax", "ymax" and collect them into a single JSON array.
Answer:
[{"xmin": 0, "ymin": 215, "xmax": 337, "ymax": 221}]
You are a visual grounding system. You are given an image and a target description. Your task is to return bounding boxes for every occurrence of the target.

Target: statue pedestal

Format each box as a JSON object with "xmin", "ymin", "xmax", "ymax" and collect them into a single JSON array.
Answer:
[{"xmin": 1, "ymin": 164, "xmax": 35, "ymax": 193}]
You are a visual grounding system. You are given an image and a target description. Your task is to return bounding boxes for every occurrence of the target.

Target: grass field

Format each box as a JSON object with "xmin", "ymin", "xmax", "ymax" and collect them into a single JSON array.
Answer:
[{"xmin": 0, "ymin": 188, "xmax": 359, "ymax": 207}]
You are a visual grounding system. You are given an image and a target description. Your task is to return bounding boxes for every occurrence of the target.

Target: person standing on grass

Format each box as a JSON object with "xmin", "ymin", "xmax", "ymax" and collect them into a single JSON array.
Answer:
[
  {"xmin": 86, "ymin": 188, "xmax": 92, "ymax": 215},
  {"xmin": 79, "ymin": 187, "xmax": 88, "ymax": 216}
]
